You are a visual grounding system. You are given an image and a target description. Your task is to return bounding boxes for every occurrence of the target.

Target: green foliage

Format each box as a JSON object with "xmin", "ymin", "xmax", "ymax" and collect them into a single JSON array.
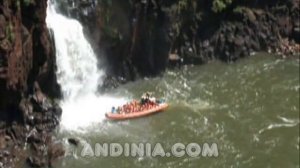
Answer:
[
  {"xmin": 168, "ymin": 0, "xmax": 202, "ymax": 40},
  {"xmin": 95, "ymin": 0, "xmax": 122, "ymax": 42},
  {"xmin": 6, "ymin": 23, "xmax": 15, "ymax": 43},
  {"xmin": 98, "ymin": 0, "xmax": 112, "ymax": 6},
  {"xmin": 177, "ymin": 0, "xmax": 188, "ymax": 13},
  {"xmin": 212, "ymin": 0, "xmax": 233, "ymax": 13},
  {"xmin": 96, "ymin": 0, "xmax": 114, "ymax": 24},
  {"xmin": 24, "ymin": 0, "xmax": 34, "ymax": 6},
  {"xmin": 233, "ymin": 6, "xmax": 247, "ymax": 14},
  {"xmin": 16, "ymin": 0, "xmax": 21, "ymax": 9}
]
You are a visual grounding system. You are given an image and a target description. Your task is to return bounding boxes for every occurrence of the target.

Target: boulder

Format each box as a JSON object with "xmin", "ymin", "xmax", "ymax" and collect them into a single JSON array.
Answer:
[
  {"xmin": 48, "ymin": 142, "xmax": 65, "ymax": 167},
  {"xmin": 0, "ymin": 39, "xmax": 11, "ymax": 52},
  {"xmin": 27, "ymin": 156, "xmax": 47, "ymax": 168},
  {"xmin": 67, "ymin": 138, "xmax": 80, "ymax": 146},
  {"xmin": 0, "ymin": 135, "xmax": 6, "ymax": 149},
  {"xmin": 234, "ymin": 35, "xmax": 245, "ymax": 46},
  {"xmin": 0, "ymin": 15, "xmax": 6, "ymax": 40},
  {"xmin": 245, "ymin": 8, "xmax": 256, "ymax": 23}
]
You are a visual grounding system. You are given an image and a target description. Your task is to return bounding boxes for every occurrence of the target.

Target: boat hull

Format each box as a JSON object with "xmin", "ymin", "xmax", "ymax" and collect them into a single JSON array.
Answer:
[{"xmin": 105, "ymin": 103, "xmax": 169, "ymax": 120}]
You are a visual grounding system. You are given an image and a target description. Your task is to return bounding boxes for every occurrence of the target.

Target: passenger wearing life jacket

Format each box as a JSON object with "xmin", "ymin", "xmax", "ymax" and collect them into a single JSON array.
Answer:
[
  {"xmin": 141, "ymin": 92, "xmax": 152, "ymax": 104},
  {"xmin": 112, "ymin": 93, "xmax": 159, "ymax": 114},
  {"xmin": 111, "ymin": 107, "xmax": 116, "ymax": 113}
]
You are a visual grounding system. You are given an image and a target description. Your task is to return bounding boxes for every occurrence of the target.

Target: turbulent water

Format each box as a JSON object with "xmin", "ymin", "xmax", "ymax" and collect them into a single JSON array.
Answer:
[
  {"xmin": 45, "ymin": 2, "xmax": 299, "ymax": 168},
  {"xmin": 46, "ymin": 2, "xmax": 125, "ymax": 130},
  {"xmin": 54, "ymin": 54, "xmax": 299, "ymax": 168}
]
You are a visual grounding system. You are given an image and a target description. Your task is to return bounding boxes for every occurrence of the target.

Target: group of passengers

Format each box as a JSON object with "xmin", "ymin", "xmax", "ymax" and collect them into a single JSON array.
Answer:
[{"xmin": 111, "ymin": 92, "xmax": 160, "ymax": 114}]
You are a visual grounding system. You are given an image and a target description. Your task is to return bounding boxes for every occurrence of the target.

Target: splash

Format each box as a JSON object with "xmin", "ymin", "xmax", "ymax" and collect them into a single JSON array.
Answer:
[{"xmin": 46, "ymin": 2, "xmax": 125, "ymax": 130}]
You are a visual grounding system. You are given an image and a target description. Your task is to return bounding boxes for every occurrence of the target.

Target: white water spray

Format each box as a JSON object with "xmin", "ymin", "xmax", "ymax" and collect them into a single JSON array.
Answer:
[{"xmin": 46, "ymin": 2, "xmax": 125, "ymax": 130}]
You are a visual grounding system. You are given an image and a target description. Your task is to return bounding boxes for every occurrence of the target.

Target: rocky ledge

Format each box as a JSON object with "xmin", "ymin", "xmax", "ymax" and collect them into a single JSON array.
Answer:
[
  {"xmin": 58, "ymin": 0, "xmax": 300, "ymax": 91},
  {"xmin": 0, "ymin": 82, "xmax": 63, "ymax": 168},
  {"xmin": 1, "ymin": 0, "xmax": 63, "ymax": 167}
]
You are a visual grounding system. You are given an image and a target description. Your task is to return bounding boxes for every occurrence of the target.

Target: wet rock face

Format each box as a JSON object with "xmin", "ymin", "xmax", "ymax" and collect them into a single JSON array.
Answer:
[
  {"xmin": 164, "ymin": 0, "xmax": 300, "ymax": 62},
  {"xmin": 62, "ymin": 0, "xmax": 299, "ymax": 86},
  {"xmin": 1, "ymin": 82, "xmax": 63, "ymax": 168},
  {"xmin": 0, "ymin": 1, "xmax": 63, "ymax": 167},
  {"xmin": 0, "ymin": 0, "xmax": 61, "ymax": 117},
  {"xmin": 60, "ymin": 0, "xmax": 170, "ymax": 81},
  {"xmin": 0, "ymin": 0, "xmax": 33, "ymax": 91}
]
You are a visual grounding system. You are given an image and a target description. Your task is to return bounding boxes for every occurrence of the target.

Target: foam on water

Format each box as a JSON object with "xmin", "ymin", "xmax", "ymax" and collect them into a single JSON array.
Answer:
[
  {"xmin": 46, "ymin": 2, "xmax": 125, "ymax": 130},
  {"xmin": 61, "ymin": 94, "xmax": 125, "ymax": 130}
]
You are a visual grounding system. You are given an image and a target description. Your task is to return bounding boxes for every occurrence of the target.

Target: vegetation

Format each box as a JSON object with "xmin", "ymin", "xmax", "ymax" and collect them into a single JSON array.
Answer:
[
  {"xmin": 171, "ymin": 0, "xmax": 236, "ymax": 13},
  {"xmin": 233, "ymin": 6, "xmax": 248, "ymax": 14},
  {"xmin": 23, "ymin": 0, "xmax": 35, "ymax": 6},
  {"xmin": 96, "ymin": 0, "xmax": 122, "ymax": 42},
  {"xmin": 212, "ymin": 0, "xmax": 233, "ymax": 13},
  {"xmin": 6, "ymin": 22, "xmax": 15, "ymax": 43}
]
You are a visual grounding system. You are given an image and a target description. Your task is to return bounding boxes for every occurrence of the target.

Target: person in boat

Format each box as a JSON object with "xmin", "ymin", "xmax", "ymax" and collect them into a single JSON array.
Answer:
[
  {"xmin": 116, "ymin": 107, "xmax": 121, "ymax": 113},
  {"xmin": 149, "ymin": 96, "xmax": 156, "ymax": 104},
  {"xmin": 156, "ymin": 98, "xmax": 165, "ymax": 104},
  {"xmin": 140, "ymin": 92, "xmax": 153, "ymax": 104},
  {"xmin": 111, "ymin": 106, "xmax": 116, "ymax": 113},
  {"xmin": 140, "ymin": 93, "xmax": 147, "ymax": 105}
]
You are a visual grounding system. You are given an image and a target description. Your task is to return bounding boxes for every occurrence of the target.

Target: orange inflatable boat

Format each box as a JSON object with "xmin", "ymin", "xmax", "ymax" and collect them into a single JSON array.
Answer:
[{"xmin": 105, "ymin": 103, "xmax": 169, "ymax": 120}]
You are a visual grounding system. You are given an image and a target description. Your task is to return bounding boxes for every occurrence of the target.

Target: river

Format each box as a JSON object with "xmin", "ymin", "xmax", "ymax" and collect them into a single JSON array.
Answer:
[
  {"xmin": 45, "ymin": 2, "xmax": 299, "ymax": 167},
  {"xmin": 56, "ymin": 54, "xmax": 299, "ymax": 168}
]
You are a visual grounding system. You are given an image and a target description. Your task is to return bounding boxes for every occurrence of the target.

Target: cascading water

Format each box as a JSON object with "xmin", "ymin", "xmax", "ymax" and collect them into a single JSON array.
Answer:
[{"xmin": 46, "ymin": 2, "xmax": 125, "ymax": 130}]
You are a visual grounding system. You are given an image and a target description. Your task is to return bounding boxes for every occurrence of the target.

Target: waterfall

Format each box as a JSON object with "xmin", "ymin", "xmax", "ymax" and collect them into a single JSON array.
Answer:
[
  {"xmin": 46, "ymin": 4, "xmax": 100, "ymax": 100},
  {"xmin": 46, "ymin": 1, "xmax": 125, "ymax": 130}
]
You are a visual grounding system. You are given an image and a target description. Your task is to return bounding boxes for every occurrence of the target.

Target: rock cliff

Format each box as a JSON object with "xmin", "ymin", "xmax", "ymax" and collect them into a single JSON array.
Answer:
[
  {"xmin": 58, "ymin": 0, "xmax": 300, "ymax": 90},
  {"xmin": 0, "ymin": 1, "xmax": 63, "ymax": 167}
]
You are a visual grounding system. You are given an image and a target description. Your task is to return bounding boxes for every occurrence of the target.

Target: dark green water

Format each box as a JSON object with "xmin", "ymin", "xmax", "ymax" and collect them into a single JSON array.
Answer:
[{"xmin": 57, "ymin": 54, "xmax": 299, "ymax": 168}]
